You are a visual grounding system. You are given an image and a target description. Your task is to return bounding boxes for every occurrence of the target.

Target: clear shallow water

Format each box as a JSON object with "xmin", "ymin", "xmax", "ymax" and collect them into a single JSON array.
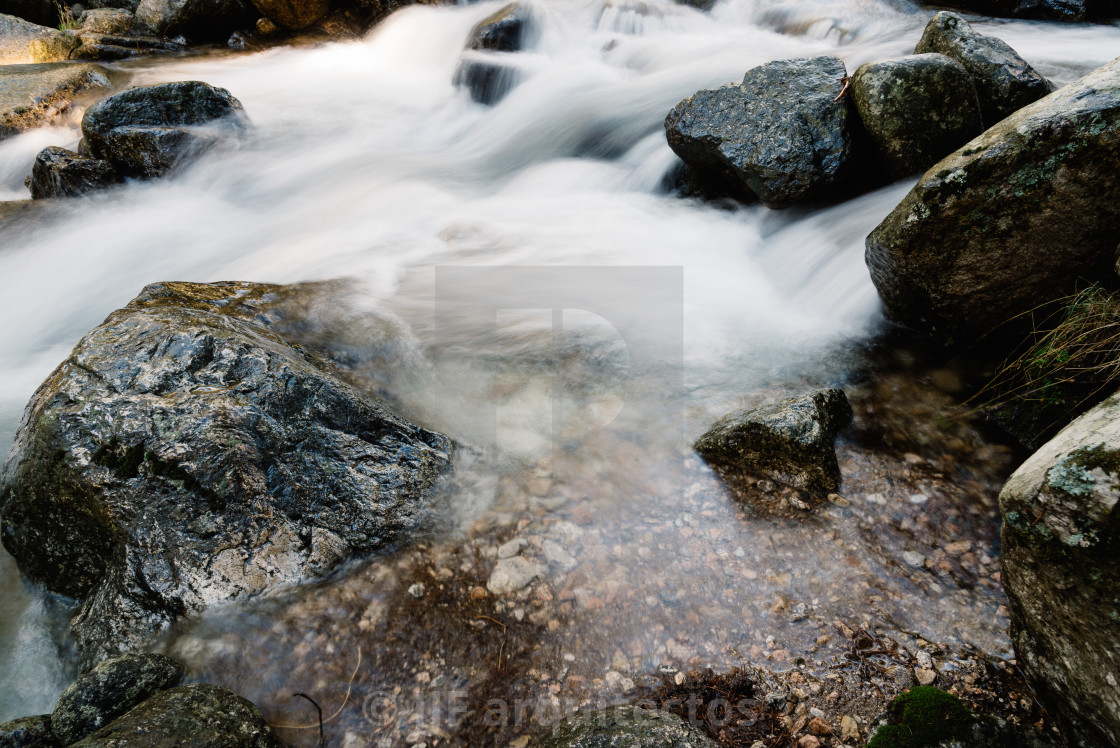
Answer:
[{"xmin": 0, "ymin": 0, "xmax": 1116, "ymax": 729}]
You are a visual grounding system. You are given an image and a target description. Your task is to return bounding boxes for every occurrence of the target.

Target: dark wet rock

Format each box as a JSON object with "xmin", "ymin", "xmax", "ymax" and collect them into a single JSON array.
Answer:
[
  {"xmin": 0, "ymin": 63, "xmax": 112, "ymax": 140},
  {"xmin": 27, "ymin": 146, "xmax": 120, "ymax": 199},
  {"xmin": 0, "ymin": 281, "xmax": 454, "ymax": 667},
  {"xmin": 131, "ymin": 0, "xmax": 256, "ymax": 40},
  {"xmin": 535, "ymin": 706, "xmax": 719, "ymax": 748},
  {"xmin": 665, "ymin": 56, "xmax": 854, "ymax": 207},
  {"xmin": 69, "ymin": 684, "xmax": 279, "ymax": 748},
  {"xmin": 0, "ymin": 715, "xmax": 59, "ymax": 748},
  {"xmin": 999, "ymin": 390, "xmax": 1120, "ymax": 748},
  {"xmin": 52, "ymin": 653, "xmax": 185, "ymax": 745},
  {"xmin": 0, "ymin": 14, "xmax": 70, "ymax": 63},
  {"xmin": 79, "ymin": 8, "xmax": 133, "ymax": 33},
  {"xmin": 246, "ymin": 0, "xmax": 329, "ymax": 30},
  {"xmin": 69, "ymin": 32, "xmax": 184, "ymax": 61},
  {"xmin": 467, "ymin": 3, "xmax": 530, "ymax": 52},
  {"xmin": 852, "ymin": 53, "xmax": 982, "ymax": 178},
  {"xmin": 454, "ymin": 56, "xmax": 522, "ymax": 105},
  {"xmin": 915, "ymin": 11, "xmax": 1053, "ymax": 127},
  {"xmin": 865, "ymin": 57, "xmax": 1120, "ymax": 345},
  {"xmin": 694, "ymin": 388, "xmax": 852, "ymax": 493},
  {"xmin": 81, "ymin": 81, "xmax": 247, "ymax": 179},
  {"xmin": 924, "ymin": 0, "xmax": 1087, "ymax": 21},
  {"xmin": 86, "ymin": 0, "xmax": 141, "ymax": 11}
]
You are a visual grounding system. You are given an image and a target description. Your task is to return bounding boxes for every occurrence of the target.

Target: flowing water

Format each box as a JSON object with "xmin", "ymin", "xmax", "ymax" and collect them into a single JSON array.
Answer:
[{"xmin": 0, "ymin": 0, "xmax": 1118, "ymax": 741}]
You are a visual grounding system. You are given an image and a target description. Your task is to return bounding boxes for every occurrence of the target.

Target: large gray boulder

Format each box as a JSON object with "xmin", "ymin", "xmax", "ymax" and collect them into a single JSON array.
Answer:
[
  {"xmin": 852, "ymin": 53, "xmax": 982, "ymax": 177},
  {"xmin": 865, "ymin": 56, "xmax": 1120, "ymax": 345},
  {"xmin": 694, "ymin": 388, "xmax": 852, "ymax": 493},
  {"xmin": 78, "ymin": 8, "xmax": 134, "ymax": 34},
  {"xmin": 131, "ymin": 0, "xmax": 256, "ymax": 40},
  {"xmin": 535, "ymin": 706, "xmax": 719, "ymax": 748},
  {"xmin": 27, "ymin": 146, "xmax": 120, "ymax": 199},
  {"xmin": 999, "ymin": 389, "xmax": 1120, "ymax": 748},
  {"xmin": 0, "ymin": 63, "xmax": 112, "ymax": 140},
  {"xmin": 0, "ymin": 281, "xmax": 454, "ymax": 667},
  {"xmin": 69, "ymin": 684, "xmax": 279, "ymax": 748},
  {"xmin": 665, "ymin": 56, "xmax": 854, "ymax": 207},
  {"xmin": 52, "ymin": 653, "xmax": 185, "ymax": 745},
  {"xmin": 0, "ymin": 14, "xmax": 70, "ymax": 63},
  {"xmin": 916, "ymin": 11, "xmax": 1052, "ymax": 127},
  {"xmin": 81, "ymin": 81, "xmax": 247, "ymax": 179}
]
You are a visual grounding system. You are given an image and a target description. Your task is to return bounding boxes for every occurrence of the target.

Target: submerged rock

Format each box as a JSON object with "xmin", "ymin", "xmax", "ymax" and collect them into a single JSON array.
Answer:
[
  {"xmin": 665, "ymin": 56, "xmax": 854, "ymax": 206},
  {"xmin": 51, "ymin": 653, "xmax": 185, "ymax": 745},
  {"xmin": 467, "ymin": 3, "xmax": 530, "ymax": 52},
  {"xmin": 536, "ymin": 706, "xmax": 719, "ymax": 748},
  {"xmin": 454, "ymin": 56, "xmax": 523, "ymax": 105},
  {"xmin": 69, "ymin": 684, "xmax": 279, "ymax": 748},
  {"xmin": 999, "ymin": 390, "xmax": 1120, "ymax": 748},
  {"xmin": 81, "ymin": 81, "xmax": 247, "ymax": 179},
  {"xmin": 27, "ymin": 146, "xmax": 120, "ymax": 199},
  {"xmin": 694, "ymin": 388, "xmax": 852, "ymax": 493},
  {"xmin": 0, "ymin": 63, "xmax": 112, "ymax": 140},
  {"xmin": 852, "ymin": 53, "xmax": 982, "ymax": 177},
  {"xmin": 0, "ymin": 715, "xmax": 58, "ymax": 748},
  {"xmin": 487, "ymin": 555, "xmax": 546, "ymax": 594},
  {"xmin": 131, "ymin": 0, "xmax": 256, "ymax": 40},
  {"xmin": 865, "ymin": 57, "xmax": 1120, "ymax": 344},
  {"xmin": 0, "ymin": 281, "xmax": 454, "ymax": 666},
  {"xmin": 915, "ymin": 11, "xmax": 1052, "ymax": 127}
]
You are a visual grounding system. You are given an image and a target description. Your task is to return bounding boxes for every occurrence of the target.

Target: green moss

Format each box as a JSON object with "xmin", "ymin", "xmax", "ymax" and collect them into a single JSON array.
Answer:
[{"xmin": 867, "ymin": 687, "xmax": 974, "ymax": 748}]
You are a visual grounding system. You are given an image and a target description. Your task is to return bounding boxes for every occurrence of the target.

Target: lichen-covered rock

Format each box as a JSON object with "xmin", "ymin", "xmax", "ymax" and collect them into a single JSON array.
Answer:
[
  {"xmin": 0, "ymin": 13, "xmax": 61, "ymax": 63},
  {"xmin": 694, "ymin": 388, "xmax": 852, "ymax": 493},
  {"xmin": 81, "ymin": 81, "xmax": 247, "ymax": 179},
  {"xmin": 0, "ymin": 281, "xmax": 454, "ymax": 667},
  {"xmin": 999, "ymin": 390, "xmax": 1120, "ymax": 748},
  {"xmin": 665, "ymin": 56, "xmax": 854, "ymax": 206},
  {"xmin": 915, "ymin": 11, "xmax": 1052, "ymax": 127},
  {"xmin": 51, "ymin": 653, "xmax": 185, "ymax": 745},
  {"xmin": 865, "ymin": 56, "xmax": 1120, "ymax": 345},
  {"xmin": 0, "ymin": 63, "xmax": 112, "ymax": 140},
  {"xmin": 852, "ymin": 53, "xmax": 982, "ymax": 177},
  {"xmin": 467, "ymin": 3, "xmax": 530, "ymax": 52},
  {"xmin": 131, "ymin": 0, "xmax": 256, "ymax": 40},
  {"xmin": 0, "ymin": 715, "xmax": 59, "ymax": 748},
  {"xmin": 69, "ymin": 684, "xmax": 279, "ymax": 748},
  {"xmin": 27, "ymin": 146, "xmax": 120, "ymax": 199},
  {"xmin": 246, "ymin": 0, "xmax": 330, "ymax": 30},
  {"xmin": 535, "ymin": 706, "xmax": 719, "ymax": 748}
]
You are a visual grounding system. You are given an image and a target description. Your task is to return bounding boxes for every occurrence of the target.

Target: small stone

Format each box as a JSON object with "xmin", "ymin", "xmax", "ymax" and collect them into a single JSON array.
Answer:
[
  {"xmin": 865, "ymin": 492, "xmax": 887, "ymax": 505},
  {"xmin": 487, "ymin": 556, "xmax": 546, "ymax": 595},
  {"xmin": 497, "ymin": 537, "xmax": 527, "ymax": 559},
  {"xmin": 840, "ymin": 715, "xmax": 860, "ymax": 742},
  {"xmin": 903, "ymin": 551, "xmax": 925, "ymax": 567},
  {"xmin": 408, "ymin": 583, "xmax": 425, "ymax": 598},
  {"xmin": 915, "ymin": 667, "xmax": 937, "ymax": 685},
  {"xmin": 916, "ymin": 649, "xmax": 934, "ymax": 669},
  {"xmin": 945, "ymin": 540, "xmax": 971, "ymax": 555},
  {"xmin": 827, "ymin": 493, "xmax": 850, "ymax": 506},
  {"xmin": 798, "ymin": 736, "xmax": 820, "ymax": 748},
  {"xmin": 470, "ymin": 586, "xmax": 487, "ymax": 600},
  {"xmin": 908, "ymin": 493, "xmax": 929, "ymax": 504},
  {"xmin": 808, "ymin": 717, "xmax": 831, "ymax": 736},
  {"xmin": 541, "ymin": 539, "xmax": 577, "ymax": 569}
]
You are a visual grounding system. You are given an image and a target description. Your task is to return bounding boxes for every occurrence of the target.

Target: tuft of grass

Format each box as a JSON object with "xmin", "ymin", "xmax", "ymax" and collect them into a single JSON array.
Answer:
[
  {"xmin": 969, "ymin": 285, "xmax": 1120, "ymax": 447},
  {"xmin": 55, "ymin": 1, "xmax": 79, "ymax": 30}
]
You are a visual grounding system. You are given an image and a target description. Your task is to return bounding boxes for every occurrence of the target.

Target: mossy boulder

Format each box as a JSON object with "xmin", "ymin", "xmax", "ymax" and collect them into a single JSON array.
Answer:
[
  {"xmin": 81, "ymin": 81, "xmax": 248, "ymax": 179},
  {"xmin": 865, "ymin": 56, "xmax": 1120, "ymax": 345},
  {"xmin": 999, "ymin": 390, "xmax": 1120, "ymax": 747},
  {"xmin": 535, "ymin": 706, "xmax": 719, "ymax": 748},
  {"xmin": 852, "ymin": 53, "xmax": 982, "ymax": 178},
  {"xmin": 51, "ymin": 653, "xmax": 185, "ymax": 745},
  {"xmin": 694, "ymin": 388, "xmax": 852, "ymax": 493},
  {"xmin": 0, "ymin": 281, "xmax": 453, "ymax": 667},
  {"xmin": 665, "ymin": 56, "xmax": 854, "ymax": 207},
  {"xmin": 68, "ymin": 684, "xmax": 278, "ymax": 748},
  {"xmin": 915, "ymin": 12, "xmax": 1052, "ymax": 127},
  {"xmin": 0, "ymin": 715, "xmax": 59, "ymax": 748},
  {"xmin": 27, "ymin": 146, "xmax": 121, "ymax": 199}
]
